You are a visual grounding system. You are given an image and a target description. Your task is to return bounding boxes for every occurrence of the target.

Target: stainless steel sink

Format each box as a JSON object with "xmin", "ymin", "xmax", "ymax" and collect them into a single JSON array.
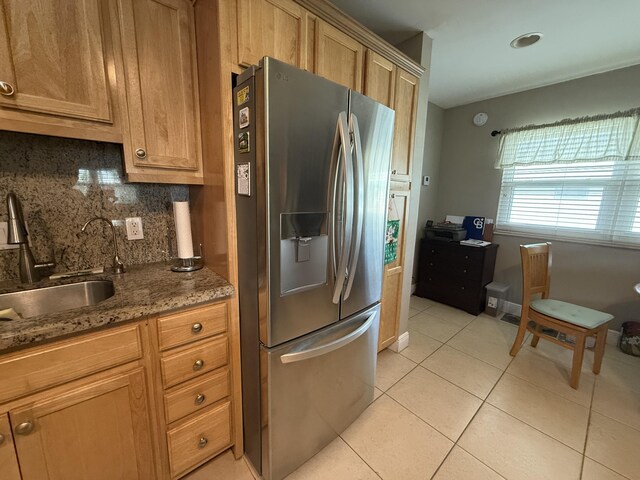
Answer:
[{"xmin": 0, "ymin": 280, "xmax": 115, "ymax": 319}]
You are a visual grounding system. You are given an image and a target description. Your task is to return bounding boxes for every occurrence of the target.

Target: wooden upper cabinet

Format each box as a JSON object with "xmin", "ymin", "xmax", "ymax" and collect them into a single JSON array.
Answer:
[
  {"xmin": 0, "ymin": 0, "xmax": 112, "ymax": 122},
  {"xmin": 314, "ymin": 20, "xmax": 364, "ymax": 92},
  {"xmin": 237, "ymin": 0, "xmax": 307, "ymax": 69},
  {"xmin": 117, "ymin": 0, "xmax": 203, "ymax": 183},
  {"xmin": 364, "ymin": 50, "xmax": 396, "ymax": 108},
  {"xmin": 391, "ymin": 69, "xmax": 419, "ymax": 181},
  {"xmin": 10, "ymin": 368, "xmax": 155, "ymax": 480}
]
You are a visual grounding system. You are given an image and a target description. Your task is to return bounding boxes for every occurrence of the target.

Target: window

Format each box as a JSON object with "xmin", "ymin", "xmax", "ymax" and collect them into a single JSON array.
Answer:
[{"xmin": 495, "ymin": 109, "xmax": 640, "ymax": 247}]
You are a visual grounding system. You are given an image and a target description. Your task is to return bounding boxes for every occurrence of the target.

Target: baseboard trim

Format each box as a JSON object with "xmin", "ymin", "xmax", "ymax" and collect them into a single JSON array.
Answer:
[
  {"xmin": 502, "ymin": 301, "xmax": 620, "ymax": 346},
  {"xmin": 389, "ymin": 331, "xmax": 410, "ymax": 353}
]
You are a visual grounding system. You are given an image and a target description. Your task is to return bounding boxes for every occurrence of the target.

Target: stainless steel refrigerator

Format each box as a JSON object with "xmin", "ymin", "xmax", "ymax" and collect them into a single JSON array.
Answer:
[{"xmin": 233, "ymin": 57, "xmax": 394, "ymax": 480}]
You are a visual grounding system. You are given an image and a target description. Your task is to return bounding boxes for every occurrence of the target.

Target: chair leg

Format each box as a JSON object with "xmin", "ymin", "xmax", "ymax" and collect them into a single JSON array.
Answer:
[
  {"xmin": 570, "ymin": 334, "xmax": 586, "ymax": 389},
  {"xmin": 530, "ymin": 323, "xmax": 541, "ymax": 348},
  {"xmin": 593, "ymin": 326, "xmax": 608, "ymax": 375},
  {"xmin": 510, "ymin": 319, "xmax": 529, "ymax": 357}
]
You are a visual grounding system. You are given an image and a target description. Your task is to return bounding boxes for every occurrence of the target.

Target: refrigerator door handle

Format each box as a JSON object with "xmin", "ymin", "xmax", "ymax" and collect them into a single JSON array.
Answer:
[
  {"xmin": 332, "ymin": 111, "xmax": 354, "ymax": 304},
  {"xmin": 344, "ymin": 113, "xmax": 365, "ymax": 300},
  {"xmin": 279, "ymin": 310, "xmax": 376, "ymax": 364}
]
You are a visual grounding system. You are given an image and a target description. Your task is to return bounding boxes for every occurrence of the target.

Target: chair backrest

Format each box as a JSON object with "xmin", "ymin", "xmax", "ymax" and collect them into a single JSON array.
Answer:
[{"xmin": 520, "ymin": 243, "xmax": 552, "ymax": 305}]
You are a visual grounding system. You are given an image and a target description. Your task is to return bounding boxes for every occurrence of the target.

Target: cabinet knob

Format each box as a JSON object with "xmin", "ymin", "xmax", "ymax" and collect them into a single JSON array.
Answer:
[
  {"xmin": 191, "ymin": 322, "xmax": 203, "ymax": 334},
  {"xmin": 198, "ymin": 436, "xmax": 208, "ymax": 449},
  {"xmin": 14, "ymin": 421, "xmax": 34, "ymax": 435},
  {"xmin": 193, "ymin": 359, "xmax": 205, "ymax": 371},
  {"xmin": 0, "ymin": 81, "xmax": 15, "ymax": 96},
  {"xmin": 195, "ymin": 393, "xmax": 206, "ymax": 405},
  {"xmin": 0, "ymin": 433, "xmax": 5, "ymax": 444},
  {"xmin": 464, "ymin": 255, "xmax": 469, "ymax": 260},
  {"xmin": 463, "ymin": 269, "xmax": 467, "ymax": 273},
  {"xmin": 461, "ymin": 286, "xmax": 465, "ymax": 290},
  {"xmin": 135, "ymin": 148, "xmax": 147, "ymax": 159}
]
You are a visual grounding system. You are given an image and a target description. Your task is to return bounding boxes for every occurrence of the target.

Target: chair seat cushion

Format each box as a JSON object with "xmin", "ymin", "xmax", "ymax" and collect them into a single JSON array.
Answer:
[{"xmin": 530, "ymin": 299, "xmax": 613, "ymax": 329}]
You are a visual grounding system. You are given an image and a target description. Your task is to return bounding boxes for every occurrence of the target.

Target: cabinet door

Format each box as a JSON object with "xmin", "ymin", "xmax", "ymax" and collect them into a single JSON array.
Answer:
[
  {"xmin": 364, "ymin": 50, "xmax": 396, "ymax": 108},
  {"xmin": 118, "ymin": 0, "xmax": 202, "ymax": 179},
  {"xmin": 237, "ymin": 0, "xmax": 307, "ymax": 68},
  {"xmin": 391, "ymin": 69, "xmax": 419, "ymax": 181},
  {"xmin": 378, "ymin": 190, "xmax": 410, "ymax": 351},
  {"xmin": 314, "ymin": 20, "xmax": 363, "ymax": 92},
  {"xmin": 0, "ymin": 0, "xmax": 113, "ymax": 122},
  {"xmin": 0, "ymin": 414, "xmax": 20, "ymax": 480},
  {"xmin": 10, "ymin": 368, "xmax": 155, "ymax": 480}
]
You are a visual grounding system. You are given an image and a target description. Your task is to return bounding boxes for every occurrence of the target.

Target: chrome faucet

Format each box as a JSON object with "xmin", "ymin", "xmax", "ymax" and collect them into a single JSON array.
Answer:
[
  {"xmin": 80, "ymin": 217, "xmax": 125, "ymax": 274},
  {"xmin": 6, "ymin": 192, "xmax": 55, "ymax": 284}
]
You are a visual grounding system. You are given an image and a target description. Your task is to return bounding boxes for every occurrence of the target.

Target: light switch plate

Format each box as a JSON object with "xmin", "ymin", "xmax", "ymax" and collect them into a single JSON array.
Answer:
[
  {"xmin": 0, "ymin": 221, "xmax": 19, "ymax": 250},
  {"xmin": 422, "ymin": 175, "xmax": 430, "ymax": 186}
]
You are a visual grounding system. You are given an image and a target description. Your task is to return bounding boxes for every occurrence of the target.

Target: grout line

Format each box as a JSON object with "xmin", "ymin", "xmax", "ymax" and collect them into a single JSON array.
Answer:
[
  {"xmin": 583, "ymin": 457, "xmax": 633, "ymax": 480},
  {"xmin": 338, "ymin": 434, "xmax": 384, "ymax": 480},
  {"xmin": 580, "ymin": 378, "xmax": 597, "ymax": 479}
]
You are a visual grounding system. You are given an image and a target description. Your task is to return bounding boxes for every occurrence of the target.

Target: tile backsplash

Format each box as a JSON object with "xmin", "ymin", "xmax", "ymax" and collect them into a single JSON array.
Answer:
[{"xmin": 0, "ymin": 131, "xmax": 188, "ymax": 282}]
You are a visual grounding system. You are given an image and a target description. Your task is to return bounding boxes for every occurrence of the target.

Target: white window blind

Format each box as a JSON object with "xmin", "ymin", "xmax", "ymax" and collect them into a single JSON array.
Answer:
[{"xmin": 495, "ymin": 109, "xmax": 640, "ymax": 247}]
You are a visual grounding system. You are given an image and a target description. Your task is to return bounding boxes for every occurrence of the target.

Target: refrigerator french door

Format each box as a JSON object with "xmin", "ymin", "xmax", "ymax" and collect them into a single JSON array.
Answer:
[{"xmin": 234, "ymin": 57, "xmax": 394, "ymax": 480}]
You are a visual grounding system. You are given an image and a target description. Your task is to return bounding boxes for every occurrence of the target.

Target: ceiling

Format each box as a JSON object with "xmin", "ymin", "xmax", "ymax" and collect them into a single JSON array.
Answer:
[{"xmin": 330, "ymin": 0, "xmax": 640, "ymax": 108}]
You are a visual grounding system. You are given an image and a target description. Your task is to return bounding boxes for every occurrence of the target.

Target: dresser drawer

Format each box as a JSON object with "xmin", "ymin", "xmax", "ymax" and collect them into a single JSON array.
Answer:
[
  {"xmin": 167, "ymin": 401, "xmax": 232, "ymax": 478},
  {"xmin": 161, "ymin": 336, "xmax": 228, "ymax": 389},
  {"xmin": 158, "ymin": 303, "xmax": 227, "ymax": 351},
  {"xmin": 0, "ymin": 324, "xmax": 142, "ymax": 402},
  {"xmin": 164, "ymin": 368, "xmax": 230, "ymax": 424}
]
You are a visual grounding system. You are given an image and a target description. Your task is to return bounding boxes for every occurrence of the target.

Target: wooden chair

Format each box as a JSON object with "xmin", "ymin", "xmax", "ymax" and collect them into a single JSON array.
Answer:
[{"xmin": 509, "ymin": 242, "xmax": 613, "ymax": 389}]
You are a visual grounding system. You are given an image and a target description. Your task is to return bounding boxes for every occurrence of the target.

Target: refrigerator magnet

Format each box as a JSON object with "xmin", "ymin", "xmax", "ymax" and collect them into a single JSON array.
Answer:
[
  {"xmin": 238, "ymin": 132, "xmax": 250, "ymax": 153},
  {"xmin": 236, "ymin": 86, "xmax": 250, "ymax": 106},
  {"xmin": 239, "ymin": 107, "xmax": 250, "ymax": 128},
  {"xmin": 237, "ymin": 163, "xmax": 251, "ymax": 196}
]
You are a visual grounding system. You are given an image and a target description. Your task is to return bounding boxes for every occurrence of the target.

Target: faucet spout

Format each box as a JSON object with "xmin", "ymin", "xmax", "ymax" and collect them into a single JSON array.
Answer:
[
  {"xmin": 5, "ymin": 192, "xmax": 56, "ymax": 284},
  {"xmin": 81, "ymin": 217, "xmax": 125, "ymax": 274}
]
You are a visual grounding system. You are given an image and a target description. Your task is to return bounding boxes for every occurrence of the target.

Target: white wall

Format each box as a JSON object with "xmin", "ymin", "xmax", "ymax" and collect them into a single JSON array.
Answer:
[{"xmin": 432, "ymin": 64, "xmax": 640, "ymax": 330}]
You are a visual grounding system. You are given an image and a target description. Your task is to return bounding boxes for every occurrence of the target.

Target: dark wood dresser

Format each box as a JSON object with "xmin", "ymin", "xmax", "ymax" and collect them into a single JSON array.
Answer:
[{"xmin": 416, "ymin": 239, "xmax": 499, "ymax": 315}]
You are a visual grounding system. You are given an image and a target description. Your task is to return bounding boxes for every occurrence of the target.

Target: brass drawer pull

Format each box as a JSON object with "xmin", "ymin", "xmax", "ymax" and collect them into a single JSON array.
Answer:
[
  {"xmin": 198, "ymin": 436, "xmax": 208, "ymax": 449},
  {"xmin": 0, "ymin": 81, "xmax": 15, "ymax": 96},
  {"xmin": 0, "ymin": 433, "xmax": 5, "ymax": 444},
  {"xmin": 135, "ymin": 148, "xmax": 147, "ymax": 159},
  {"xmin": 14, "ymin": 421, "xmax": 34, "ymax": 435},
  {"xmin": 191, "ymin": 322, "xmax": 203, "ymax": 334},
  {"xmin": 193, "ymin": 359, "xmax": 205, "ymax": 371},
  {"xmin": 195, "ymin": 393, "xmax": 206, "ymax": 405}
]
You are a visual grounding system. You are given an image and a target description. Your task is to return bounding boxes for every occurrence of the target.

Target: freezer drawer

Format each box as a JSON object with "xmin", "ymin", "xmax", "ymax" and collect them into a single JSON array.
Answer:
[{"xmin": 260, "ymin": 305, "xmax": 379, "ymax": 480}]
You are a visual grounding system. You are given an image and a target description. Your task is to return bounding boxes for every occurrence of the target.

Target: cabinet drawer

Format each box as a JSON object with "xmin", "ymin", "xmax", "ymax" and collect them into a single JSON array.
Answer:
[
  {"xmin": 161, "ymin": 336, "xmax": 228, "ymax": 389},
  {"xmin": 167, "ymin": 401, "xmax": 232, "ymax": 478},
  {"xmin": 0, "ymin": 324, "xmax": 142, "ymax": 402},
  {"xmin": 164, "ymin": 368, "xmax": 230, "ymax": 425},
  {"xmin": 158, "ymin": 303, "xmax": 227, "ymax": 351}
]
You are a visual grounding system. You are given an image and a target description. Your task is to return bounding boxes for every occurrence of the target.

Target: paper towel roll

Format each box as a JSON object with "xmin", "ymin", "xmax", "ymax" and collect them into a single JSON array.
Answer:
[{"xmin": 173, "ymin": 201, "xmax": 194, "ymax": 259}]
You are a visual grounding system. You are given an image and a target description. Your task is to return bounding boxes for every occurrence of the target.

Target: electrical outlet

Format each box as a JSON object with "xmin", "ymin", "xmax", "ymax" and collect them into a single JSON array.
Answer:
[
  {"xmin": 125, "ymin": 217, "xmax": 144, "ymax": 240},
  {"xmin": 0, "ymin": 221, "xmax": 19, "ymax": 250}
]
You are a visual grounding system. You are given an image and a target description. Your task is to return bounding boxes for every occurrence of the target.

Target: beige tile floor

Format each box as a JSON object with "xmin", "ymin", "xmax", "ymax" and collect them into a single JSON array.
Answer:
[{"xmin": 185, "ymin": 296, "xmax": 640, "ymax": 480}]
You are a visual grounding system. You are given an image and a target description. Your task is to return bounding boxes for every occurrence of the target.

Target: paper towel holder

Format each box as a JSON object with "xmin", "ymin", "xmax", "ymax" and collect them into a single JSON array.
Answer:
[
  {"xmin": 171, "ymin": 256, "xmax": 203, "ymax": 272},
  {"xmin": 171, "ymin": 243, "xmax": 204, "ymax": 272}
]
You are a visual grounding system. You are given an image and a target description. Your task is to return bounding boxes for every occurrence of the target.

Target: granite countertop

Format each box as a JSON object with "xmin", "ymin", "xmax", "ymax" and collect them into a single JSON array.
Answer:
[{"xmin": 0, "ymin": 262, "xmax": 234, "ymax": 352}]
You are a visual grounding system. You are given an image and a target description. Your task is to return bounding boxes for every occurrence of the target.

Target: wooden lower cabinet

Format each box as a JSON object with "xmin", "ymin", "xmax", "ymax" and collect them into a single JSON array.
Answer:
[
  {"xmin": 10, "ymin": 368, "xmax": 155, "ymax": 480},
  {"xmin": 378, "ymin": 189, "xmax": 410, "ymax": 351},
  {"xmin": 167, "ymin": 401, "xmax": 232, "ymax": 478},
  {"xmin": 0, "ymin": 300, "xmax": 239, "ymax": 479},
  {"xmin": 0, "ymin": 413, "xmax": 21, "ymax": 480}
]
